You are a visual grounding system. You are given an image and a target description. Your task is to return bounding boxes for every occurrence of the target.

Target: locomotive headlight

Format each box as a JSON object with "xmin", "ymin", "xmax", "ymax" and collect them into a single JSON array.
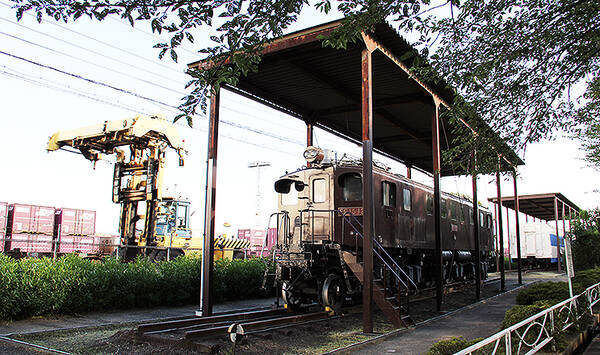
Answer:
[{"xmin": 304, "ymin": 146, "xmax": 324, "ymax": 164}]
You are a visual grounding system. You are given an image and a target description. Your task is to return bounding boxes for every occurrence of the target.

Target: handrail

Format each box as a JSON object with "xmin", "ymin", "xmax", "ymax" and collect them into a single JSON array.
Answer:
[
  {"xmin": 456, "ymin": 280, "xmax": 600, "ymax": 354},
  {"xmin": 335, "ymin": 210, "xmax": 417, "ymax": 291}
]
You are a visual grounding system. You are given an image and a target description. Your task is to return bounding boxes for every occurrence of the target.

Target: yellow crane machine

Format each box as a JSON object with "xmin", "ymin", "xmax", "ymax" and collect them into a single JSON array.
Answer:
[{"xmin": 47, "ymin": 115, "xmax": 248, "ymax": 261}]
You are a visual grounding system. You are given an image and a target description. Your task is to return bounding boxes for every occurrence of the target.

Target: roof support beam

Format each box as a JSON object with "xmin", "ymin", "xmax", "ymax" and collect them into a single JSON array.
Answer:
[
  {"xmin": 313, "ymin": 93, "xmax": 431, "ymax": 116},
  {"xmin": 432, "ymin": 98, "xmax": 444, "ymax": 313}
]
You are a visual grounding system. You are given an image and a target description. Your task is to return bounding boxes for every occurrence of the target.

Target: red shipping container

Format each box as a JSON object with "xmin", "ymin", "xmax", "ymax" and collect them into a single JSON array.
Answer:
[
  {"xmin": 0, "ymin": 202, "xmax": 7, "ymax": 252},
  {"xmin": 55, "ymin": 208, "xmax": 96, "ymax": 236},
  {"xmin": 8, "ymin": 204, "xmax": 55, "ymax": 235},
  {"xmin": 238, "ymin": 228, "xmax": 277, "ymax": 257}
]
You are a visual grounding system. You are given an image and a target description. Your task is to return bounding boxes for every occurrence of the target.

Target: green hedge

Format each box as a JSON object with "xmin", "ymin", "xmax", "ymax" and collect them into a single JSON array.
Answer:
[
  {"xmin": 515, "ymin": 282, "xmax": 571, "ymax": 306},
  {"xmin": 0, "ymin": 254, "xmax": 270, "ymax": 320},
  {"xmin": 426, "ymin": 337, "xmax": 483, "ymax": 355}
]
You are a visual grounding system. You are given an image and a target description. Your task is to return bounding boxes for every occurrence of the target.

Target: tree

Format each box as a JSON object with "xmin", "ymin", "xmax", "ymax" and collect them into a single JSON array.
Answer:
[
  {"xmin": 9, "ymin": 0, "xmax": 600, "ymax": 168},
  {"xmin": 570, "ymin": 209, "xmax": 600, "ymax": 271}
]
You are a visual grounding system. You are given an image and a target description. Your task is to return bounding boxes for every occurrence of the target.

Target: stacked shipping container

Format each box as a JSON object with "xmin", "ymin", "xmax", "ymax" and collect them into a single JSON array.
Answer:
[
  {"xmin": 3, "ymin": 203, "xmax": 107, "ymax": 257},
  {"xmin": 0, "ymin": 202, "xmax": 7, "ymax": 252},
  {"xmin": 237, "ymin": 228, "xmax": 277, "ymax": 257}
]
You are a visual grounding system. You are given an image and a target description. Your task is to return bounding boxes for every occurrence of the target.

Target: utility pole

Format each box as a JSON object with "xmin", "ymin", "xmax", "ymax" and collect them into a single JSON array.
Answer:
[{"xmin": 248, "ymin": 162, "xmax": 271, "ymax": 228}]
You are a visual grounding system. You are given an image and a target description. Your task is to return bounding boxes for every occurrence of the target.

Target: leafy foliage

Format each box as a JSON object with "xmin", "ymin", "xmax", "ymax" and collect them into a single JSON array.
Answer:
[
  {"xmin": 425, "ymin": 336, "xmax": 483, "ymax": 355},
  {"xmin": 425, "ymin": 337, "xmax": 483, "ymax": 355},
  {"xmin": 516, "ymin": 282, "xmax": 570, "ymax": 306},
  {"xmin": 501, "ymin": 300, "xmax": 554, "ymax": 329},
  {"xmin": 0, "ymin": 254, "xmax": 269, "ymax": 320},
  {"xmin": 570, "ymin": 209, "xmax": 600, "ymax": 271}
]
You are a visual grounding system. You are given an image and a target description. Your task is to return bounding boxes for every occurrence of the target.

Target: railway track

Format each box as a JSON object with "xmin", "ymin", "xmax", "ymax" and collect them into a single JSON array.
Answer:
[{"xmin": 136, "ymin": 307, "xmax": 337, "ymax": 352}]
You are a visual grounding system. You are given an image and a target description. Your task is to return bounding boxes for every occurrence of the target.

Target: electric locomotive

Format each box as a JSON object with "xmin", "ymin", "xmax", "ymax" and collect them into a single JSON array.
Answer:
[{"xmin": 270, "ymin": 147, "xmax": 494, "ymax": 313}]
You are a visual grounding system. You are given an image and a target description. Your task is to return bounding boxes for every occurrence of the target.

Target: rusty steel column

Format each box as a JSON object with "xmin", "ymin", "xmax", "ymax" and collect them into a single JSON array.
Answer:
[
  {"xmin": 496, "ymin": 159, "xmax": 505, "ymax": 291},
  {"xmin": 306, "ymin": 122, "xmax": 313, "ymax": 168},
  {"xmin": 200, "ymin": 87, "xmax": 220, "ymax": 316},
  {"xmin": 361, "ymin": 47, "xmax": 374, "ymax": 334},
  {"xmin": 554, "ymin": 197, "xmax": 562, "ymax": 272},
  {"xmin": 432, "ymin": 101, "xmax": 443, "ymax": 312},
  {"xmin": 513, "ymin": 169, "xmax": 522, "ymax": 285},
  {"xmin": 494, "ymin": 202, "xmax": 499, "ymax": 272},
  {"xmin": 471, "ymin": 152, "xmax": 481, "ymax": 300},
  {"xmin": 406, "ymin": 167, "xmax": 412, "ymax": 179},
  {"xmin": 506, "ymin": 206, "xmax": 511, "ymax": 271}
]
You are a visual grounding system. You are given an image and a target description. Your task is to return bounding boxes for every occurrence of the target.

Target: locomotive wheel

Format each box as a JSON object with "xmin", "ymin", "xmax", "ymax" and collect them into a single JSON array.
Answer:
[
  {"xmin": 322, "ymin": 274, "xmax": 346, "ymax": 313},
  {"xmin": 282, "ymin": 281, "xmax": 302, "ymax": 312}
]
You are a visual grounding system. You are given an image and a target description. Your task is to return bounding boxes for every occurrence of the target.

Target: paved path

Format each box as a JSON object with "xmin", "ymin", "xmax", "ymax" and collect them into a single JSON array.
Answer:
[
  {"xmin": 349, "ymin": 271, "xmax": 566, "ymax": 355},
  {"xmin": 0, "ymin": 297, "xmax": 277, "ymax": 336}
]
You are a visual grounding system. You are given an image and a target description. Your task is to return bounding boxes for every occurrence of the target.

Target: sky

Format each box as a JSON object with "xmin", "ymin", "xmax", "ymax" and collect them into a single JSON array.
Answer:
[{"xmin": 0, "ymin": 3, "xmax": 599, "ymax": 239}]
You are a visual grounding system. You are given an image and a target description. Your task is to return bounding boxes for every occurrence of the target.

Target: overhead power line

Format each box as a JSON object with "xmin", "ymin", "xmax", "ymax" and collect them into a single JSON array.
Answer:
[
  {"xmin": 0, "ymin": 50, "xmax": 304, "ymax": 149},
  {"xmin": 0, "ymin": 16, "xmax": 187, "ymax": 85},
  {"xmin": 0, "ymin": 31, "xmax": 187, "ymax": 96},
  {"xmin": 0, "ymin": 1, "xmax": 187, "ymax": 76}
]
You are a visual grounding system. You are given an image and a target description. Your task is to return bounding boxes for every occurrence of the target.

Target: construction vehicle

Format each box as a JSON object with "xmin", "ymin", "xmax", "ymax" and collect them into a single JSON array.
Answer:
[{"xmin": 47, "ymin": 114, "xmax": 247, "ymax": 261}]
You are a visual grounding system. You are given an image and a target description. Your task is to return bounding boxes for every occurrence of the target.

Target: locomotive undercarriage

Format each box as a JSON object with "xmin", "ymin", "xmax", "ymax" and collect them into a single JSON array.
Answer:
[{"xmin": 274, "ymin": 240, "xmax": 490, "ymax": 312}]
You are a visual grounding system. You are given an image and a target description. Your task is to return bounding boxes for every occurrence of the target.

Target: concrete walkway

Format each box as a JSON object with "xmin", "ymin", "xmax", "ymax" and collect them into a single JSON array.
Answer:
[
  {"xmin": 0, "ymin": 297, "xmax": 277, "ymax": 336},
  {"xmin": 348, "ymin": 271, "xmax": 566, "ymax": 354}
]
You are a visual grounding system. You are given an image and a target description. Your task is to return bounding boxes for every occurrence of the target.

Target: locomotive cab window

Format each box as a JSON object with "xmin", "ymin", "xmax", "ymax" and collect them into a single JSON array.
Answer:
[
  {"xmin": 426, "ymin": 194, "xmax": 433, "ymax": 216},
  {"xmin": 479, "ymin": 211, "xmax": 485, "ymax": 227},
  {"xmin": 469, "ymin": 208, "xmax": 474, "ymax": 225},
  {"xmin": 487, "ymin": 214, "xmax": 493, "ymax": 229},
  {"xmin": 450, "ymin": 203, "xmax": 458, "ymax": 222},
  {"xmin": 382, "ymin": 181, "xmax": 396, "ymax": 207},
  {"xmin": 441, "ymin": 199, "xmax": 447, "ymax": 218},
  {"xmin": 312, "ymin": 178, "xmax": 327, "ymax": 203},
  {"xmin": 338, "ymin": 173, "xmax": 362, "ymax": 201},
  {"xmin": 402, "ymin": 188, "xmax": 411, "ymax": 211}
]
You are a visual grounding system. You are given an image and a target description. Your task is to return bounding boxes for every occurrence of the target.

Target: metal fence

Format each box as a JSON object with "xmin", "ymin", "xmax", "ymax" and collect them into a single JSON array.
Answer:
[{"xmin": 456, "ymin": 281, "xmax": 600, "ymax": 354}]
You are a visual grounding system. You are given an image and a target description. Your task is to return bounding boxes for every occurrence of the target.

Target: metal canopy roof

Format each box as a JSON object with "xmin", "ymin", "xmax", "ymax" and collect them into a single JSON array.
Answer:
[
  {"xmin": 488, "ymin": 193, "xmax": 580, "ymax": 221},
  {"xmin": 188, "ymin": 20, "xmax": 523, "ymax": 176}
]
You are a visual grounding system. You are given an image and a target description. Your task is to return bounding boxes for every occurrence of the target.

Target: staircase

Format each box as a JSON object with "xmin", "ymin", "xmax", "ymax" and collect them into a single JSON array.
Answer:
[{"xmin": 340, "ymin": 213, "xmax": 417, "ymax": 328}]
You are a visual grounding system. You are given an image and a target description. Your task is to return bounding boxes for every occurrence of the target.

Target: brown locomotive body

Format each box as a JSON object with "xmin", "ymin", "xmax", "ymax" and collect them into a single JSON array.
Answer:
[{"xmin": 271, "ymin": 152, "xmax": 494, "ymax": 311}]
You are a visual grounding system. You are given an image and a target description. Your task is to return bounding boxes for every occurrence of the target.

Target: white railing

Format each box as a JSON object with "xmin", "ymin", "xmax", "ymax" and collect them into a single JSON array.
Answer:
[{"xmin": 456, "ymin": 281, "xmax": 600, "ymax": 355}]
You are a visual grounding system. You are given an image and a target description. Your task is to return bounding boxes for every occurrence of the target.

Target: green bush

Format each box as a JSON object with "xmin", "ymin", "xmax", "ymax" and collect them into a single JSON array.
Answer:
[
  {"xmin": 515, "ymin": 282, "xmax": 570, "ymax": 306},
  {"xmin": 573, "ymin": 267, "xmax": 600, "ymax": 290},
  {"xmin": 502, "ymin": 300, "xmax": 554, "ymax": 329},
  {"xmin": 426, "ymin": 337, "xmax": 483, "ymax": 355},
  {"xmin": 0, "ymin": 254, "xmax": 269, "ymax": 320}
]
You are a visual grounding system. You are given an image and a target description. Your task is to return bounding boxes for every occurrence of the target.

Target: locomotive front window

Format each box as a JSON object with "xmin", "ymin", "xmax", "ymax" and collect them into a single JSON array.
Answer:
[
  {"xmin": 382, "ymin": 181, "xmax": 396, "ymax": 207},
  {"xmin": 339, "ymin": 173, "xmax": 362, "ymax": 201},
  {"xmin": 312, "ymin": 178, "xmax": 327, "ymax": 203},
  {"xmin": 479, "ymin": 211, "xmax": 485, "ymax": 227},
  {"xmin": 487, "ymin": 214, "xmax": 493, "ymax": 229},
  {"xmin": 403, "ymin": 188, "xmax": 411, "ymax": 211}
]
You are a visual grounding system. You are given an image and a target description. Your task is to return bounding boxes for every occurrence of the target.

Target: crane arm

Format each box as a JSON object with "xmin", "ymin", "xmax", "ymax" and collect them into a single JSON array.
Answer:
[{"xmin": 47, "ymin": 115, "xmax": 185, "ymax": 163}]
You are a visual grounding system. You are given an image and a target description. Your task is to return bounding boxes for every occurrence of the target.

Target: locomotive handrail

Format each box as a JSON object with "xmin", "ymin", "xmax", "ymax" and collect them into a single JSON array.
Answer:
[
  {"xmin": 335, "ymin": 210, "xmax": 418, "ymax": 292},
  {"xmin": 296, "ymin": 208, "xmax": 418, "ymax": 293}
]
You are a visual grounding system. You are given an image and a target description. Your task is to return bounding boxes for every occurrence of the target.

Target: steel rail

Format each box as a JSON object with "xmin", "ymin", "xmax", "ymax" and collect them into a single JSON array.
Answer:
[
  {"xmin": 138, "ymin": 308, "xmax": 286, "ymax": 334},
  {"xmin": 184, "ymin": 311, "xmax": 331, "ymax": 339},
  {"xmin": 0, "ymin": 335, "xmax": 71, "ymax": 354}
]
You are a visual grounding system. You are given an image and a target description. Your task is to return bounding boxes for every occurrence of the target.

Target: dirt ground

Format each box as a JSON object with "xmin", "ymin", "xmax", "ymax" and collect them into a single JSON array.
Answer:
[{"xmin": 10, "ymin": 277, "xmax": 527, "ymax": 354}]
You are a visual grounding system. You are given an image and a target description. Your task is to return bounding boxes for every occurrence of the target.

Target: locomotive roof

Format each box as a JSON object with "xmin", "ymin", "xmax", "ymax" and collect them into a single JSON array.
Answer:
[
  {"xmin": 188, "ymin": 19, "xmax": 522, "ymax": 176},
  {"xmin": 279, "ymin": 164, "xmax": 491, "ymax": 211}
]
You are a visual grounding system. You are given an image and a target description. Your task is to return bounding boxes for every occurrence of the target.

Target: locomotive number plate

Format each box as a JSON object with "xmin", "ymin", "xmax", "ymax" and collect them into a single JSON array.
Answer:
[{"xmin": 339, "ymin": 207, "xmax": 364, "ymax": 216}]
